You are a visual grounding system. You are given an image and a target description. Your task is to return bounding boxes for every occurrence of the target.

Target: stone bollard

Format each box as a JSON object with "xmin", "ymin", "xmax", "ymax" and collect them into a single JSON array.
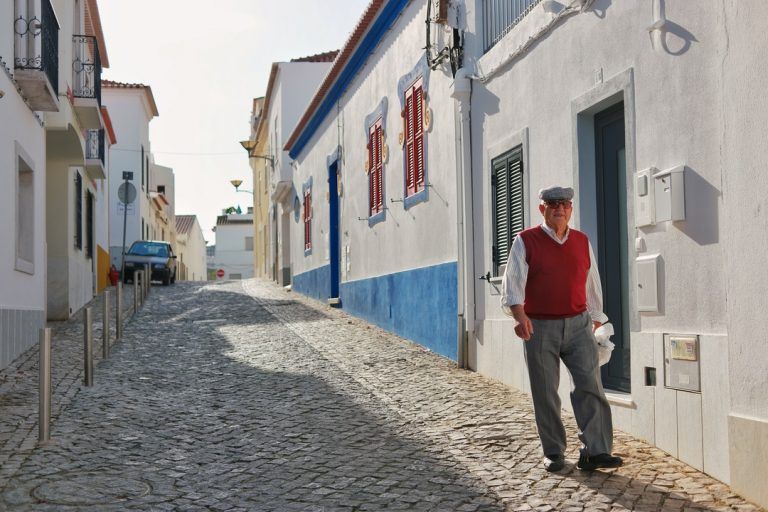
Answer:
[
  {"xmin": 39, "ymin": 328, "xmax": 51, "ymax": 443},
  {"xmin": 145, "ymin": 263, "xmax": 151, "ymax": 297},
  {"xmin": 83, "ymin": 307, "xmax": 93, "ymax": 386},
  {"xmin": 139, "ymin": 270, "xmax": 145, "ymax": 307},
  {"xmin": 102, "ymin": 289, "xmax": 110, "ymax": 358},
  {"xmin": 116, "ymin": 282, "xmax": 123, "ymax": 340},
  {"xmin": 133, "ymin": 270, "xmax": 140, "ymax": 313}
]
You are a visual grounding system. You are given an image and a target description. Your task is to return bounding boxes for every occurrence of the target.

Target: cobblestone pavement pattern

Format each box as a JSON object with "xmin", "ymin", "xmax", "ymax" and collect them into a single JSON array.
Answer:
[{"xmin": 0, "ymin": 280, "xmax": 762, "ymax": 511}]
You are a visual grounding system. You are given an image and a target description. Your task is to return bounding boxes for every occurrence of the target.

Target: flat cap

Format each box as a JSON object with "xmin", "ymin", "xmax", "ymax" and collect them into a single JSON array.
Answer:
[{"xmin": 539, "ymin": 186, "xmax": 574, "ymax": 201}]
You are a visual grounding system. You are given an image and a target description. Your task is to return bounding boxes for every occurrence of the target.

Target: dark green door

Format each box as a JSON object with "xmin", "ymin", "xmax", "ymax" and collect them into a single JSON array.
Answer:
[{"xmin": 595, "ymin": 103, "xmax": 630, "ymax": 392}]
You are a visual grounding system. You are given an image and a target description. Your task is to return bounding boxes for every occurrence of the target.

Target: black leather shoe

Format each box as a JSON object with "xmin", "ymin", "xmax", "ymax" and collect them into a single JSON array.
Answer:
[
  {"xmin": 577, "ymin": 450, "xmax": 622, "ymax": 471},
  {"xmin": 544, "ymin": 454, "xmax": 565, "ymax": 472}
]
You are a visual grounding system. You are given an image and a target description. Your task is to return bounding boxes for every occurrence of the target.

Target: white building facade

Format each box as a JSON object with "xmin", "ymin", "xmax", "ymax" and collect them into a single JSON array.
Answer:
[
  {"xmin": 255, "ymin": 55, "xmax": 335, "ymax": 286},
  {"xmin": 102, "ymin": 80, "xmax": 159, "ymax": 271},
  {"xmin": 0, "ymin": 1, "xmax": 48, "ymax": 368},
  {"xmin": 149, "ymin": 162, "xmax": 176, "ymax": 247},
  {"xmin": 462, "ymin": 0, "xmax": 768, "ymax": 505},
  {"xmin": 43, "ymin": 0, "xmax": 110, "ymax": 320},
  {"xmin": 285, "ymin": 1, "xmax": 462, "ymax": 358},
  {"xmin": 281, "ymin": 0, "xmax": 768, "ymax": 506},
  {"xmin": 213, "ymin": 213, "xmax": 254, "ymax": 280},
  {"xmin": 175, "ymin": 215, "xmax": 207, "ymax": 282}
]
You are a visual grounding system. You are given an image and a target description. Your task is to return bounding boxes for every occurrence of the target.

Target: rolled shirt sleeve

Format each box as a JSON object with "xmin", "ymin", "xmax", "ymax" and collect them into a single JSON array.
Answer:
[{"xmin": 500, "ymin": 235, "xmax": 527, "ymax": 317}]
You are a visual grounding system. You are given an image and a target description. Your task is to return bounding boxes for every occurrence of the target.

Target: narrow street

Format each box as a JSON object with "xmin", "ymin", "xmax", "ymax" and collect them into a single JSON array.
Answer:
[{"xmin": 0, "ymin": 280, "xmax": 760, "ymax": 511}]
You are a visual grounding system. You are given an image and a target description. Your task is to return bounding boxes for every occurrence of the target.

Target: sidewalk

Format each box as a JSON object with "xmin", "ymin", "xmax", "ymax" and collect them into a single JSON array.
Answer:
[
  {"xmin": 0, "ymin": 278, "xmax": 761, "ymax": 511},
  {"xmin": 0, "ymin": 283, "xmax": 138, "ymax": 485}
]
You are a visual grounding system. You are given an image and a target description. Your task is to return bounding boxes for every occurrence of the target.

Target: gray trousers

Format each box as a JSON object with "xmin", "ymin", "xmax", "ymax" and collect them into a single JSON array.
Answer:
[{"xmin": 523, "ymin": 311, "xmax": 613, "ymax": 456}]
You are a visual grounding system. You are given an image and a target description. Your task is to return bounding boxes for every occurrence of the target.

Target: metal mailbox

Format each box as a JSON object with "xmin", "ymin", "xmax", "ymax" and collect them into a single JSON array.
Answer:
[{"xmin": 664, "ymin": 333, "xmax": 700, "ymax": 392}]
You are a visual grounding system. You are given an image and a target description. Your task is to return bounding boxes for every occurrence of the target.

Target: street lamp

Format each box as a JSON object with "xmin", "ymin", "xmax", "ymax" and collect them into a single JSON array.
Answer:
[
  {"xmin": 239, "ymin": 140, "xmax": 274, "ymax": 165},
  {"xmin": 230, "ymin": 179, "xmax": 253, "ymax": 194}
]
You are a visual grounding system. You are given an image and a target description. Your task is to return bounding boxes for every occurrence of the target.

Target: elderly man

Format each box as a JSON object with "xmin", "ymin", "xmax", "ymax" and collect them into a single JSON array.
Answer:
[{"xmin": 501, "ymin": 185, "xmax": 622, "ymax": 472}]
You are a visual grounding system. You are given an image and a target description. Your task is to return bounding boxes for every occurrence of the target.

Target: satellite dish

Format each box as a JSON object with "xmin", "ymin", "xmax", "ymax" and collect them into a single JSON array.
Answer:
[{"xmin": 118, "ymin": 182, "xmax": 137, "ymax": 204}]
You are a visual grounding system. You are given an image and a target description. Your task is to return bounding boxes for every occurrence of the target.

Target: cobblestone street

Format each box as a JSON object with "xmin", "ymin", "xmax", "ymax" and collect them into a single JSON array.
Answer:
[{"xmin": 0, "ymin": 280, "xmax": 762, "ymax": 511}]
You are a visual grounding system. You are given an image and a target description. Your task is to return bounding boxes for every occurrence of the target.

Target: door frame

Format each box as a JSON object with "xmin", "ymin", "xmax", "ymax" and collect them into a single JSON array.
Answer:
[
  {"xmin": 571, "ymin": 69, "xmax": 639, "ymax": 393},
  {"xmin": 571, "ymin": 68, "xmax": 640, "ymax": 336}
]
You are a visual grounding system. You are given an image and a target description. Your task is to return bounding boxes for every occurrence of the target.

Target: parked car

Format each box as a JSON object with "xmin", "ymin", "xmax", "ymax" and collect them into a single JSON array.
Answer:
[{"xmin": 122, "ymin": 240, "xmax": 177, "ymax": 286}]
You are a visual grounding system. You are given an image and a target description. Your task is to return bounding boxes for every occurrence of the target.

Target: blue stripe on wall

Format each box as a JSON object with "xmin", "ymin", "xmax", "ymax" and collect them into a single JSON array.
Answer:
[
  {"xmin": 288, "ymin": 0, "xmax": 411, "ymax": 160},
  {"xmin": 292, "ymin": 264, "xmax": 331, "ymax": 302},
  {"xmin": 341, "ymin": 262, "xmax": 458, "ymax": 360},
  {"xmin": 292, "ymin": 261, "xmax": 458, "ymax": 360}
]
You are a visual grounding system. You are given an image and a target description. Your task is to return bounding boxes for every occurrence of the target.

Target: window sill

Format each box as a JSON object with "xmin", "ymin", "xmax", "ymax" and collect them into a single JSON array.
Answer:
[
  {"xmin": 368, "ymin": 209, "xmax": 385, "ymax": 227},
  {"xmin": 604, "ymin": 391, "xmax": 635, "ymax": 409},
  {"xmin": 15, "ymin": 257, "xmax": 34, "ymax": 275},
  {"xmin": 403, "ymin": 187, "xmax": 427, "ymax": 210}
]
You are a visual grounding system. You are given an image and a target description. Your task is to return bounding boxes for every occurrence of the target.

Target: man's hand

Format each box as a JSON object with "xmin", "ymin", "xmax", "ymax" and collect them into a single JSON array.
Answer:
[{"xmin": 511, "ymin": 305, "xmax": 533, "ymax": 341}]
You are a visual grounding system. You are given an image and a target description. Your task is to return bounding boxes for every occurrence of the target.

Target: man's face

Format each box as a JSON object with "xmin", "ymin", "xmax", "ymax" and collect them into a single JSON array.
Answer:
[{"xmin": 539, "ymin": 199, "xmax": 573, "ymax": 230}]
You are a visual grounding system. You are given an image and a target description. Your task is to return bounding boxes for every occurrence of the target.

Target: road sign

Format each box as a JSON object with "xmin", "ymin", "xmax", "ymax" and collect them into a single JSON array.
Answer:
[
  {"xmin": 216, "ymin": 269, "xmax": 225, "ymax": 278},
  {"xmin": 122, "ymin": 171, "xmax": 134, "ymax": 180},
  {"xmin": 118, "ymin": 182, "xmax": 137, "ymax": 204}
]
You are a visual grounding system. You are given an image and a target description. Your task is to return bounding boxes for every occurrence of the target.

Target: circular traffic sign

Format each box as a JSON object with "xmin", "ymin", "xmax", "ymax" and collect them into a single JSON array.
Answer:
[
  {"xmin": 118, "ymin": 182, "xmax": 137, "ymax": 204},
  {"xmin": 216, "ymin": 269, "xmax": 225, "ymax": 278}
]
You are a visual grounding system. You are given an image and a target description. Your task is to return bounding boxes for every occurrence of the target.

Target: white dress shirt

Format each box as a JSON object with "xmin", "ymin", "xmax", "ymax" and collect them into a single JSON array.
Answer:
[{"xmin": 500, "ymin": 224, "xmax": 609, "ymax": 323}]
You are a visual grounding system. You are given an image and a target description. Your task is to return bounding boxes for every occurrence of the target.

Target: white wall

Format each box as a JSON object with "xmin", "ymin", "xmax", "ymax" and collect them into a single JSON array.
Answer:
[
  {"xmin": 103, "ymin": 88, "xmax": 154, "ymax": 266},
  {"xmin": 464, "ymin": 0, "xmax": 766, "ymax": 499},
  {"xmin": 177, "ymin": 217, "xmax": 207, "ymax": 281},
  {"xmin": 214, "ymin": 216, "xmax": 255, "ymax": 279},
  {"xmin": 149, "ymin": 163, "xmax": 175, "ymax": 246},
  {"xmin": 0, "ymin": 73, "xmax": 46, "ymax": 311},
  {"xmin": 291, "ymin": 0, "xmax": 458, "ymax": 282},
  {"xmin": 263, "ymin": 61, "xmax": 333, "ymax": 285},
  {"xmin": 720, "ymin": 0, "xmax": 768, "ymax": 505},
  {"xmin": 0, "ymin": 7, "xmax": 48, "ymax": 370}
]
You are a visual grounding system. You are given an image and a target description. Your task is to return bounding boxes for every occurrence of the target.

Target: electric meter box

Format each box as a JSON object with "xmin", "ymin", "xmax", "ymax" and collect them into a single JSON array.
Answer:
[
  {"xmin": 634, "ymin": 167, "xmax": 657, "ymax": 227},
  {"xmin": 664, "ymin": 333, "xmax": 700, "ymax": 392},
  {"xmin": 653, "ymin": 165, "xmax": 686, "ymax": 222}
]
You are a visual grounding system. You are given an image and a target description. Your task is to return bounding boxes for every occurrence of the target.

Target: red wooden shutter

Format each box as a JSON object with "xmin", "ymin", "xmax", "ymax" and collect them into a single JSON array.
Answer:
[
  {"xmin": 414, "ymin": 84, "xmax": 424, "ymax": 190},
  {"xmin": 405, "ymin": 88, "xmax": 416, "ymax": 196},
  {"xmin": 368, "ymin": 129, "xmax": 374, "ymax": 215},
  {"xmin": 373, "ymin": 122, "xmax": 383, "ymax": 212},
  {"xmin": 304, "ymin": 191, "xmax": 312, "ymax": 250}
]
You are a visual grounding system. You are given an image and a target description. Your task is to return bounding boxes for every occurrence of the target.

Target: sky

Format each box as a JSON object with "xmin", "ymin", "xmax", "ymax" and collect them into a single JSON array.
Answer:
[{"xmin": 99, "ymin": 0, "xmax": 371, "ymax": 244}]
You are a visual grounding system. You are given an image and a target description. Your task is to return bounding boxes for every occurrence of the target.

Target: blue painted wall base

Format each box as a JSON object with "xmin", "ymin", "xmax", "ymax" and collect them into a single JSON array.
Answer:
[
  {"xmin": 292, "ymin": 261, "xmax": 458, "ymax": 361},
  {"xmin": 292, "ymin": 264, "xmax": 331, "ymax": 302}
]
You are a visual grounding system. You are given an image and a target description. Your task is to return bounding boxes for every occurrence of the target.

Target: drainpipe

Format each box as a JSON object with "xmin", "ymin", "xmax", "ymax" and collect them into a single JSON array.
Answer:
[{"xmin": 450, "ymin": 67, "xmax": 474, "ymax": 369}]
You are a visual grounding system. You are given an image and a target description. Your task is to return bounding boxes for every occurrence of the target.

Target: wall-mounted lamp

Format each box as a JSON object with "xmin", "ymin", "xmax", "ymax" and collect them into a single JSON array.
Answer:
[
  {"xmin": 239, "ymin": 140, "xmax": 274, "ymax": 165},
  {"xmin": 230, "ymin": 179, "xmax": 253, "ymax": 194}
]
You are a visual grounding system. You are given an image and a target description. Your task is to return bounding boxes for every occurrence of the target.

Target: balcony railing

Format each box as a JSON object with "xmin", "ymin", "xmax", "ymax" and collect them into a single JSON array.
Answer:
[
  {"xmin": 86, "ymin": 129, "xmax": 105, "ymax": 164},
  {"xmin": 72, "ymin": 35, "xmax": 101, "ymax": 104},
  {"xmin": 14, "ymin": 0, "xmax": 59, "ymax": 95},
  {"xmin": 483, "ymin": 0, "xmax": 542, "ymax": 53}
]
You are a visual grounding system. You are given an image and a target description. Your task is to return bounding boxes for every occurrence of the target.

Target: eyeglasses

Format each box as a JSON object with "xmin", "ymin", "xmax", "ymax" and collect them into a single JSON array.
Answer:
[{"xmin": 544, "ymin": 200, "xmax": 573, "ymax": 209}]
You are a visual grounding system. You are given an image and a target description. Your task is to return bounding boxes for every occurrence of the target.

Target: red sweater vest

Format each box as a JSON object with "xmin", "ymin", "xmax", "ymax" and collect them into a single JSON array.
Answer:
[{"xmin": 519, "ymin": 226, "xmax": 590, "ymax": 319}]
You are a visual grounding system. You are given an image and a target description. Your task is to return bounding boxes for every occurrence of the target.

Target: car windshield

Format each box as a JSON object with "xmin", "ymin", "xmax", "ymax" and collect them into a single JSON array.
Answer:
[{"xmin": 128, "ymin": 242, "xmax": 169, "ymax": 257}]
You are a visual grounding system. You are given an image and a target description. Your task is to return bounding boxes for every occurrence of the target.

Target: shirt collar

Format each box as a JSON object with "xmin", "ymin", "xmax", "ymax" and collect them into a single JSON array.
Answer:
[{"xmin": 539, "ymin": 223, "xmax": 569, "ymax": 244}]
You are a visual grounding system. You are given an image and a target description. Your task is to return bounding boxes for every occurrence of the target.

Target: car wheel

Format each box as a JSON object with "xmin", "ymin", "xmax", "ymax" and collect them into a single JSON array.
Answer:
[{"xmin": 162, "ymin": 273, "xmax": 170, "ymax": 286}]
